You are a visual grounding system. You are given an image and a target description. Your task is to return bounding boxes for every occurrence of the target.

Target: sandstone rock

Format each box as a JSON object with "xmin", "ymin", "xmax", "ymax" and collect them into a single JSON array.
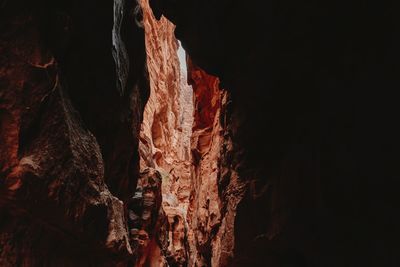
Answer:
[
  {"xmin": 3, "ymin": 0, "xmax": 398, "ymax": 266},
  {"xmin": 149, "ymin": 0, "xmax": 400, "ymax": 266},
  {"xmin": 128, "ymin": 168, "xmax": 165, "ymax": 267},
  {"xmin": 186, "ymin": 59, "xmax": 246, "ymax": 267},
  {"xmin": 0, "ymin": 0, "xmax": 148, "ymax": 265},
  {"xmin": 138, "ymin": 0, "xmax": 193, "ymax": 265}
]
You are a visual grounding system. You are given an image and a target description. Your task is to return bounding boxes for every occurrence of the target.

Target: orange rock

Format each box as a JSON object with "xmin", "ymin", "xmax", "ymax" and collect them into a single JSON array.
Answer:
[{"xmin": 138, "ymin": 0, "xmax": 193, "ymax": 265}]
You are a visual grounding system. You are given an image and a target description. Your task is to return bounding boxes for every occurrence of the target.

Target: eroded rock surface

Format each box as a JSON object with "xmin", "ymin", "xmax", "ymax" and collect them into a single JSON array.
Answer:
[
  {"xmin": 2, "ymin": 0, "xmax": 399, "ymax": 266},
  {"xmin": 138, "ymin": 0, "xmax": 193, "ymax": 265},
  {"xmin": 186, "ymin": 60, "xmax": 224, "ymax": 267},
  {"xmin": 0, "ymin": 0, "xmax": 148, "ymax": 266},
  {"xmin": 186, "ymin": 59, "xmax": 246, "ymax": 267},
  {"xmin": 128, "ymin": 168, "xmax": 166, "ymax": 267},
  {"xmin": 149, "ymin": 1, "xmax": 400, "ymax": 266}
]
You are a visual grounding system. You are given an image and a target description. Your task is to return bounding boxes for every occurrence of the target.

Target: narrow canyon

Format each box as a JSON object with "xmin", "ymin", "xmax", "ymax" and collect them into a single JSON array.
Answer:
[
  {"xmin": 130, "ymin": 1, "xmax": 243, "ymax": 265},
  {"xmin": 0, "ymin": 0, "xmax": 398, "ymax": 267}
]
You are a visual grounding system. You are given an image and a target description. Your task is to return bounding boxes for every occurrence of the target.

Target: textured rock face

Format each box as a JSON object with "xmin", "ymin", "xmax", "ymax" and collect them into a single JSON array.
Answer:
[
  {"xmin": 138, "ymin": 6, "xmax": 242, "ymax": 264},
  {"xmin": 2, "ymin": 1, "xmax": 398, "ymax": 266},
  {"xmin": 186, "ymin": 59, "xmax": 246, "ymax": 267},
  {"xmin": 186, "ymin": 59, "xmax": 224, "ymax": 267},
  {"xmin": 0, "ymin": 0, "xmax": 148, "ymax": 266},
  {"xmin": 150, "ymin": 1, "xmax": 400, "ymax": 266},
  {"xmin": 139, "ymin": 0, "xmax": 193, "ymax": 174},
  {"xmin": 138, "ymin": 0, "xmax": 193, "ymax": 265},
  {"xmin": 127, "ymin": 168, "xmax": 166, "ymax": 267}
]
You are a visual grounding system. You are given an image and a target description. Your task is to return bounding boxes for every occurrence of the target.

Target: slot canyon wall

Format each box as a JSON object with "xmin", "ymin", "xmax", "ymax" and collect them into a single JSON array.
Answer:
[
  {"xmin": 135, "ymin": 1, "xmax": 245, "ymax": 266},
  {"xmin": 149, "ymin": 1, "xmax": 400, "ymax": 266},
  {"xmin": 186, "ymin": 59, "xmax": 244, "ymax": 267},
  {"xmin": 130, "ymin": 0, "xmax": 193, "ymax": 265},
  {"xmin": 0, "ymin": 0, "xmax": 149, "ymax": 266},
  {"xmin": 1, "ymin": 0, "xmax": 399, "ymax": 267}
]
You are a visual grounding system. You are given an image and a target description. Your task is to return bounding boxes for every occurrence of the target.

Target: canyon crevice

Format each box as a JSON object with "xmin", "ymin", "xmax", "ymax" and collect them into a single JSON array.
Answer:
[
  {"xmin": 133, "ymin": 0, "xmax": 193, "ymax": 265},
  {"xmin": 1, "ymin": 0, "xmax": 399, "ymax": 267},
  {"xmin": 134, "ymin": 2, "xmax": 249, "ymax": 265}
]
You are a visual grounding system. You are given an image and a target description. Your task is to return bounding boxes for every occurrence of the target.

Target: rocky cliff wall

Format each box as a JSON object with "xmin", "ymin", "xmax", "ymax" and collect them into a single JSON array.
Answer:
[
  {"xmin": 137, "ymin": 0, "xmax": 193, "ymax": 265},
  {"xmin": 186, "ymin": 59, "xmax": 224, "ymax": 267},
  {"xmin": 149, "ymin": 1, "xmax": 400, "ymax": 266},
  {"xmin": 2, "ymin": 0, "xmax": 398, "ymax": 266},
  {"xmin": 135, "ymin": 3, "xmax": 251, "ymax": 265},
  {"xmin": 186, "ymin": 59, "xmax": 247, "ymax": 267},
  {"xmin": 0, "ymin": 0, "xmax": 148, "ymax": 266}
]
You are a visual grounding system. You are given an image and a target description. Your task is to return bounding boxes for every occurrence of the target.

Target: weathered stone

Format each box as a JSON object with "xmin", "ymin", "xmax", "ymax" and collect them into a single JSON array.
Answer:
[
  {"xmin": 0, "ymin": 0, "xmax": 148, "ymax": 265},
  {"xmin": 137, "ymin": 0, "xmax": 193, "ymax": 265}
]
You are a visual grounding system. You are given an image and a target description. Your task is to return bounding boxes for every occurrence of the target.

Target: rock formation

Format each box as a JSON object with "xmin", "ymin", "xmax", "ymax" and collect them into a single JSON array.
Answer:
[
  {"xmin": 137, "ymin": 4, "xmax": 245, "ymax": 264},
  {"xmin": 137, "ymin": 0, "xmax": 193, "ymax": 265},
  {"xmin": 1, "ymin": 0, "xmax": 399, "ymax": 266},
  {"xmin": 127, "ymin": 168, "xmax": 165, "ymax": 267},
  {"xmin": 148, "ymin": 0, "xmax": 400, "ymax": 266},
  {"xmin": 0, "ymin": 0, "xmax": 148, "ymax": 266},
  {"xmin": 185, "ymin": 58, "xmax": 250, "ymax": 267},
  {"xmin": 186, "ymin": 59, "xmax": 225, "ymax": 267}
]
